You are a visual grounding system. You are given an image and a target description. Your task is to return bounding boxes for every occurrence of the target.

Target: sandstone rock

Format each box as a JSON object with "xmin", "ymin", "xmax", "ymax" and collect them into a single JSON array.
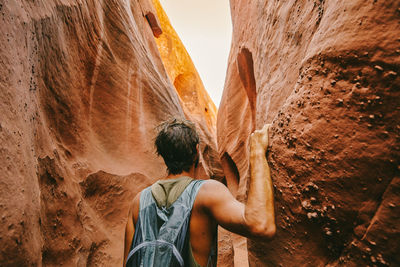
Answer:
[
  {"xmin": 218, "ymin": 0, "xmax": 400, "ymax": 266},
  {"xmin": 0, "ymin": 0, "xmax": 220, "ymax": 265}
]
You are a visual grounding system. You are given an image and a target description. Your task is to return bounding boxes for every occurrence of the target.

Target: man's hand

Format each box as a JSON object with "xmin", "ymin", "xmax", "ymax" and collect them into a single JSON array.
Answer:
[{"xmin": 250, "ymin": 124, "xmax": 270, "ymax": 153}]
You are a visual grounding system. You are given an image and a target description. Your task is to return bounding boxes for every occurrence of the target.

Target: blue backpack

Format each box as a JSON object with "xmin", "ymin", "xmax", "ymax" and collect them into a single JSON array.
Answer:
[{"xmin": 125, "ymin": 180, "xmax": 217, "ymax": 267}]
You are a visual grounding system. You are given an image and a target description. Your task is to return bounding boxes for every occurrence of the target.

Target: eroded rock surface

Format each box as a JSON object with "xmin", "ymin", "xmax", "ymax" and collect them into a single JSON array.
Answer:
[
  {"xmin": 0, "ymin": 0, "xmax": 220, "ymax": 266},
  {"xmin": 218, "ymin": 0, "xmax": 400, "ymax": 266}
]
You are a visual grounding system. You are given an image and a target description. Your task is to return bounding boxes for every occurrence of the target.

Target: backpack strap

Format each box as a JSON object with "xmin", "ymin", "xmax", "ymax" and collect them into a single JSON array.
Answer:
[
  {"xmin": 126, "ymin": 240, "xmax": 184, "ymax": 266},
  {"xmin": 157, "ymin": 180, "xmax": 205, "ymax": 242}
]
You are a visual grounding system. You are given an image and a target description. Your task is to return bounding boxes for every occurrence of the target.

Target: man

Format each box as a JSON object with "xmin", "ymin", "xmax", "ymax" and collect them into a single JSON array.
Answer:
[{"xmin": 124, "ymin": 118, "xmax": 275, "ymax": 266}]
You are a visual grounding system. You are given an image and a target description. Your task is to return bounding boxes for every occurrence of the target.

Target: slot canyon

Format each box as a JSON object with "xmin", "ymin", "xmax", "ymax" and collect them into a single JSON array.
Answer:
[{"xmin": 0, "ymin": 0, "xmax": 399, "ymax": 266}]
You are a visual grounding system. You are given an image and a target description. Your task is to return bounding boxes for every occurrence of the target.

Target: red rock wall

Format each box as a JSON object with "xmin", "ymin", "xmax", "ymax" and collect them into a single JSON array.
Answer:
[
  {"xmin": 0, "ymin": 0, "xmax": 220, "ymax": 266},
  {"xmin": 218, "ymin": 0, "xmax": 400, "ymax": 266}
]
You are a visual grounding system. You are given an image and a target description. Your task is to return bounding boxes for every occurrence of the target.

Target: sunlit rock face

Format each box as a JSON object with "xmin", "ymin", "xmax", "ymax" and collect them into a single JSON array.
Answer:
[
  {"xmin": 152, "ymin": 0, "xmax": 222, "ymax": 181},
  {"xmin": 218, "ymin": 0, "xmax": 400, "ymax": 266},
  {"xmin": 0, "ymin": 0, "xmax": 220, "ymax": 266},
  {"xmin": 152, "ymin": 0, "xmax": 217, "ymax": 130}
]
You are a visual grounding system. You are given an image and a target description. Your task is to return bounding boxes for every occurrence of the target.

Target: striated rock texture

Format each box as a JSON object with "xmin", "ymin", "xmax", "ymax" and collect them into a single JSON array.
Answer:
[
  {"xmin": 0, "ymin": 0, "xmax": 220, "ymax": 266},
  {"xmin": 218, "ymin": 0, "xmax": 400, "ymax": 266}
]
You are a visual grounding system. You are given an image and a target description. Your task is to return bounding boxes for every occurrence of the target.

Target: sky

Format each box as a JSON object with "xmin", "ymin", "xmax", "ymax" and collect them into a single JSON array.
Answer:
[{"xmin": 159, "ymin": 0, "xmax": 232, "ymax": 108}]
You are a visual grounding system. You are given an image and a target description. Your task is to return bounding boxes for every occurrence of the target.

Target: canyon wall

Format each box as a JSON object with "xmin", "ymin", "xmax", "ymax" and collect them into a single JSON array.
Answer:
[
  {"xmin": 0, "ymin": 0, "xmax": 220, "ymax": 266},
  {"xmin": 218, "ymin": 0, "xmax": 400, "ymax": 266}
]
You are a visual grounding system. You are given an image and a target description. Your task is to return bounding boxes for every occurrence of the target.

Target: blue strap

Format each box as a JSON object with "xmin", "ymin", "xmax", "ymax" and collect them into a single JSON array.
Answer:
[{"xmin": 126, "ymin": 239, "xmax": 184, "ymax": 267}]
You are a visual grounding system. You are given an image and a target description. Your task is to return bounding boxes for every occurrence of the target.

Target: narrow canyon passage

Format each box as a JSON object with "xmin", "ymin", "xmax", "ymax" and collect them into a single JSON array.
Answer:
[{"xmin": 0, "ymin": 0, "xmax": 399, "ymax": 267}]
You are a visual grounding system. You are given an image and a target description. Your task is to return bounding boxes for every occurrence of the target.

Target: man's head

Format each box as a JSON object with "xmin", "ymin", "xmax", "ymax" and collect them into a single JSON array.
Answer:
[{"xmin": 155, "ymin": 118, "xmax": 200, "ymax": 174}]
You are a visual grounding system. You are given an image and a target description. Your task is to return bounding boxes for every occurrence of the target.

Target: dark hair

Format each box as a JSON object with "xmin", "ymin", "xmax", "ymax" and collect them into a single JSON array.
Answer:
[{"xmin": 155, "ymin": 118, "xmax": 199, "ymax": 175}]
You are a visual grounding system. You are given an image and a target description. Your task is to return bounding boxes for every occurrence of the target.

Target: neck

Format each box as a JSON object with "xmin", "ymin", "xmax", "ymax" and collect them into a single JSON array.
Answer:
[{"xmin": 165, "ymin": 167, "xmax": 195, "ymax": 180}]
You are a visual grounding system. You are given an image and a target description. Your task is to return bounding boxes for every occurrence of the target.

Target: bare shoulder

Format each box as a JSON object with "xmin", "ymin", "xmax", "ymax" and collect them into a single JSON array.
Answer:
[
  {"xmin": 199, "ymin": 179, "xmax": 229, "ymax": 196},
  {"xmin": 197, "ymin": 179, "xmax": 234, "ymax": 206},
  {"xmin": 200, "ymin": 179, "xmax": 227, "ymax": 190}
]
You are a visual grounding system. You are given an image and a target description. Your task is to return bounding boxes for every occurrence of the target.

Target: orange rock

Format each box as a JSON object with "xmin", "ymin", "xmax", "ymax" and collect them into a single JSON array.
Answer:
[{"xmin": 218, "ymin": 0, "xmax": 400, "ymax": 266}]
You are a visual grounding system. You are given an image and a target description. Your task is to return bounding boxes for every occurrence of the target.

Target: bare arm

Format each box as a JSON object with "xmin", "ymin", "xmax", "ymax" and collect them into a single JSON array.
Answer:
[
  {"xmin": 245, "ymin": 124, "xmax": 276, "ymax": 237},
  {"xmin": 123, "ymin": 193, "xmax": 140, "ymax": 266},
  {"xmin": 201, "ymin": 124, "xmax": 275, "ymax": 239}
]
